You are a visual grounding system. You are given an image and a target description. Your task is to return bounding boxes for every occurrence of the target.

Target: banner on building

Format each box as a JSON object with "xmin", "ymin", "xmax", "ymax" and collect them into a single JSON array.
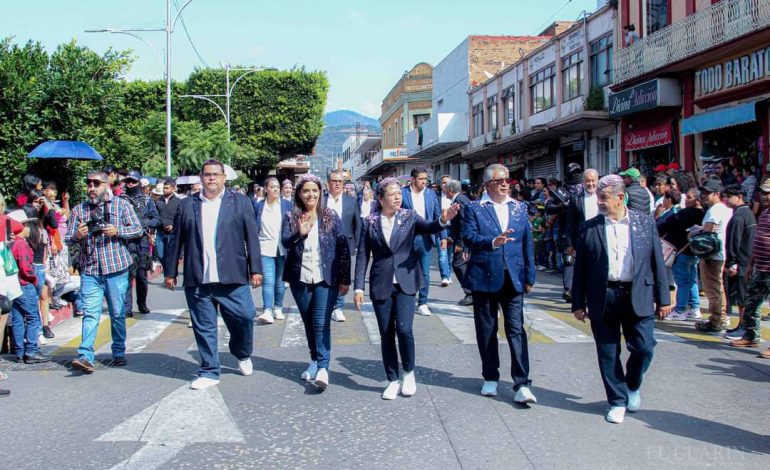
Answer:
[{"xmin": 624, "ymin": 122, "xmax": 673, "ymax": 151}]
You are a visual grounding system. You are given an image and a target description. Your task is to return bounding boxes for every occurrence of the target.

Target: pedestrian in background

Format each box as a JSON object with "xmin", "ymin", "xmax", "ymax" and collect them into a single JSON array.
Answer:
[
  {"xmin": 282, "ymin": 174, "xmax": 350, "ymax": 391},
  {"xmin": 722, "ymin": 184, "xmax": 756, "ymax": 341},
  {"xmin": 154, "ymin": 178, "xmax": 180, "ymax": 271}
]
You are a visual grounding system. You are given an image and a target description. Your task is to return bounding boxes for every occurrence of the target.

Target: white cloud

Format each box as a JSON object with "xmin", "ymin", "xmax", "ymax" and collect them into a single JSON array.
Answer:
[{"xmin": 358, "ymin": 100, "xmax": 381, "ymax": 118}]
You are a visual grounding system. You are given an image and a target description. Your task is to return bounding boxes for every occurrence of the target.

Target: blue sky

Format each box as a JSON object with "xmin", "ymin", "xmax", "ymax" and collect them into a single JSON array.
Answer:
[{"xmin": 1, "ymin": 0, "xmax": 598, "ymax": 117}]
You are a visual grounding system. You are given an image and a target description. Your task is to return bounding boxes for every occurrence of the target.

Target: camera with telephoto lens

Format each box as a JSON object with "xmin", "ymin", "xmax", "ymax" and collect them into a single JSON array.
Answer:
[{"xmin": 87, "ymin": 207, "xmax": 108, "ymax": 235}]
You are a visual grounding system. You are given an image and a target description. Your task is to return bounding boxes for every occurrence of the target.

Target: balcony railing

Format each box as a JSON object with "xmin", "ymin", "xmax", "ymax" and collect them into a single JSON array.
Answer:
[{"xmin": 614, "ymin": 0, "xmax": 770, "ymax": 84}]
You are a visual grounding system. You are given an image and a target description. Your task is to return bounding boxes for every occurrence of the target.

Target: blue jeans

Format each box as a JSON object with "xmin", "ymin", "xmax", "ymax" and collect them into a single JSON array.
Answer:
[
  {"xmin": 11, "ymin": 283, "xmax": 41, "ymax": 357},
  {"xmin": 155, "ymin": 232, "xmax": 167, "ymax": 262},
  {"xmin": 260, "ymin": 255, "xmax": 286, "ymax": 310},
  {"xmin": 672, "ymin": 253, "xmax": 700, "ymax": 312},
  {"xmin": 34, "ymin": 264, "xmax": 46, "ymax": 296},
  {"xmin": 185, "ymin": 283, "xmax": 255, "ymax": 379},
  {"xmin": 437, "ymin": 244, "xmax": 451, "ymax": 280},
  {"xmin": 412, "ymin": 236, "xmax": 431, "ymax": 305},
  {"xmin": 61, "ymin": 289, "xmax": 84, "ymax": 313},
  {"xmin": 290, "ymin": 281, "xmax": 338, "ymax": 369},
  {"xmin": 371, "ymin": 284, "xmax": 417, "ymax": 381},
  {"xmin": 78, "ymin": 270, "xmax": 129, "ymax": 363}
]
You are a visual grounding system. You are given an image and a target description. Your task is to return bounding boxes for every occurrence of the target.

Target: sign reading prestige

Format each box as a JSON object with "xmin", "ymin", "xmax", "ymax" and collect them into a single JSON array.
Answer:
[{"xmin": 696, "ymin": 46, "xmax": 770, "ymax": 98}]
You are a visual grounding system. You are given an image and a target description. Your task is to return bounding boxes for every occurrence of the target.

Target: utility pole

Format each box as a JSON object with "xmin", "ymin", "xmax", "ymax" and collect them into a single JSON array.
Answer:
[{"xmin": 87, "ymin": 0, "xmax": 196, "ymax": 177}]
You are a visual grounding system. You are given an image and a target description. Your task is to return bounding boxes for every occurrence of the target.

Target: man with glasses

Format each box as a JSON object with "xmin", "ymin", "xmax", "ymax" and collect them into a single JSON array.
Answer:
[
  {"xmin": 66, "ymin": 170, "xmax": 143, "ymax": 373},
  {"xmin": 164, "ymin": 159, "xmax": 263, "ymax": 390},
  {"xmin": 324, "ymin": 170, "xmax": 361, "ymax": 322},
  {"xmin": 462, "ymin": 164, "xmax": 537, "ymax": 405}
]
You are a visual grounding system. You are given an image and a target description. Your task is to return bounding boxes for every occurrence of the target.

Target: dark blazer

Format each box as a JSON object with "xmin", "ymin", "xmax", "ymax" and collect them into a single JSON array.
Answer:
[
  {"xmin": 449, "ymin": 193, "xmax": 472, "ymax": 250},
  {"xmin": 324, "ymin": 193, "xmax": 361, "ymax": 255},
  {"xmin": 566, "ymin": 188, "xmax": 588, "ymax": 248},
  {"xmin": 571, "ymin": 210, "xmax": 670, "ymax": 319},
  {"xmin": 281, "ymin": 208, "xmax": 351, "ymax": 287},
  {"xmin": 355, "ymin": 209, "xmax": 445, "ymax": 301},
  {"xmin": 252, "ymin": 198, "xmax": 293, "ymax": 247},
  {"xmin": 401, "ymin": 186, "xmax": 445, "ymax": 248},
  {"xmin": 156, "ymin": 195, "xmax": 181, "ymax": 230},
  {"xmin": 725, "ymin": 204, "xmax": 756, "ymax": 275},
  {"xmin": 461, "ymin": 198, "xmax": 536, "ymax": 293},
  {"xmin": 164, "ymin": 190, "xmax": 262, "ymax": 287}
]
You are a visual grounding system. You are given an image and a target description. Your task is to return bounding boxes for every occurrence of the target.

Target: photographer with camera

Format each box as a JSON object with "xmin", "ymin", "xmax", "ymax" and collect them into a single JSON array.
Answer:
[
  {"xmin": 120, "ymin": 170, "xmax": 161, "ymax": 316},
  {"xmin": 66, "ymin": 170, "xmax": 142, "ymax": 373}
]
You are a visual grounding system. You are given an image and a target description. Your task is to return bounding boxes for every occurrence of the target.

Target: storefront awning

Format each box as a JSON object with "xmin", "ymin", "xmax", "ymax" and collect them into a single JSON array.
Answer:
[
  {"xmin": 681, "ymin": 101, "xmax": 759, "ymax": 136},
  {"xmin": 625, "ymin": 122, "xmax": 673, "ymax": 151}
]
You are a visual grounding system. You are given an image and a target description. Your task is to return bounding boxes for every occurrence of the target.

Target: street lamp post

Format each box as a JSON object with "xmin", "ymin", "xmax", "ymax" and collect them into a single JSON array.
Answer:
[{"xmin": 86, "ymin": 0, "xmax": 196, "ymax": 177}]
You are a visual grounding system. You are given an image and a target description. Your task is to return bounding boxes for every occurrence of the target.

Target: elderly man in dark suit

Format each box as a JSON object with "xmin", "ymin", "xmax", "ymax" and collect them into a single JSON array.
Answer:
[
  {"xmin": 462, "ymin": 164, "xmax": 537, "ymax": 405},
  {"xmin": 572, "ymin": 174, "xmax": 671, "ymax": 424},
  {"xmin": 324, "ymin": 170, "xmax": 361, "ymax": 322},
  {"xmin": 164, "ymin": 159, "xmax": 263, "ymax": 391}
]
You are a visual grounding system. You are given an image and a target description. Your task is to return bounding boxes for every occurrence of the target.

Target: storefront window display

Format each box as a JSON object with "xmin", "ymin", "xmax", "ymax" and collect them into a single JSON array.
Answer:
[{"xmin": 702, "ymin": 122, "xmax": 763, "ymax": 178}]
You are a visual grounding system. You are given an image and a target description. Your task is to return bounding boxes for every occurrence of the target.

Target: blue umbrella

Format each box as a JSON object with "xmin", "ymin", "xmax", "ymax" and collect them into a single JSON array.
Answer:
[{"xmin": 27, "ymin": 140, "xmax": 104, "ymax": 161}]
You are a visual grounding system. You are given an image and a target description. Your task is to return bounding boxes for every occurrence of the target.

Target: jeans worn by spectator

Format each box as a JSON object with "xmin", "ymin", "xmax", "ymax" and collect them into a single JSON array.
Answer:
[
  {"xmin": 672, "ymin": 253, "xmax": 700, "ymax": 312},
  {"xmin": 740, "ymin": 271, "xmax": 770, "ymax": 342},
  {"xmin": 260, "ymin": 255, "xmax": 286, "ymax": 310},
  {"xmin": 290, "ymin": 281, "xmax": 338, "ymax": 369},
  {"xmin": 79, "ymin": 270, "xmax": 129, "ymax": 363},
  {"xmin": 11, "ymin": 283, "xmax": 41, "ymax": 358},
  {"xmin": 437, "ymin": 244, "xmax": 451, "ymax": 280},
  {"xmin": 700, "ymin": 258, "xmax": 727, "ymax": 324}
]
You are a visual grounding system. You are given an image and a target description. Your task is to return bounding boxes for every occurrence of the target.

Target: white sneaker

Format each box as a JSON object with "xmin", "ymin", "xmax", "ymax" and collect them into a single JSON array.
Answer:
[
  {"xmin": 314, "ymin": 368, "xmax": 329, "ymax": 390},
  {"xmin": 664, "ymin": 310, "xmax": 689, "ymax": 321},
  {"xmin": 300, "ymin": 361, "xmax": 318, "ymax": 381},
  {"xmin": 605, "ymin": 406, "xmax": 626, "ymax": 424},
  {"xmin": 686, "ymin": 308, "xmax": 703, "ymax": 320},
  {"xmin": 401, "ymin": 371, "xmax": 417, "ymax": 396},
  {"xmin": 480, "ymin": 381, "xmax": 498, "ymax": 396},
  {"xmin": 514, "ymin": 386, "xmax": 537, "ymax": 405},
  {"xmin": 381, "ymin": 381, "xmax": 400, "ymax": 400},
  {"xmin": 272, "ymin": 308, "xmax": 285, "ymax": 321},
  {"xmin": 417, "ymin": 304, "xmax": 432, "ymax": 316},
  {"xmin": 190, "ymin": 376, "xmax": 220, "ymax": 390},
  {"xmin": 441, "ymin": 278, "xmax": 450, "ymax": 287},
  {"xmin": 187, "ymin": 320, "xmax": 193, "ymax": 328},
  {"xmin": 627, "ymin": 389, "xmax": 641, "ymax": 412},
  {"xmin": 331, "ymin": 308, "xmax": 346, "ymax": 322},
  {"xmin": 238, "ymin": 357, "xmax": 253, "ymax": 376},
  {"xmin": 38, "ymin": 333, "xmax": 48, "ymax": 346},
  {"xmin": 256, "ymin": 310, "xmax": 274, "ymax": 325}
]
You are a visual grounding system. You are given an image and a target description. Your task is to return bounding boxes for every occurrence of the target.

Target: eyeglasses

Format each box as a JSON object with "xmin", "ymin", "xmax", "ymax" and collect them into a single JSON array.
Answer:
[
  {"xmin": 202, "ymin": 172, "xmax": 223, "ymax": 179},
  {"xmin": 86, "ymin": 179, "xmax": 105, "ymax": 187},
  {"xmin": 329, "ymin": 179, "xmax": 345, "ymax": 183},
  {"xmin": 487, "ymin": 178, "xmax": 508, "ymax": 185}
]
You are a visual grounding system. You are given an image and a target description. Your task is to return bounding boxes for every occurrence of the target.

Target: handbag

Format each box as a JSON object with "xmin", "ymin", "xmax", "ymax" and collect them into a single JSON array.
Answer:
[
  {"xmin": 659, "ymin": 237, "xmax": 678, "ymax": 267},
  {"xmin": 0, "ymin": 241, "xmax": 18, "ymax": 276},
  {"xmin": 689, "ymin": 231, "xmax": 721, "ymax": 257}
]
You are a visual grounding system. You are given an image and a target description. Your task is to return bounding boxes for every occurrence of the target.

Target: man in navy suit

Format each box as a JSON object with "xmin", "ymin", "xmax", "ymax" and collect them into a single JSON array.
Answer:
[
  {"xmin": 164, "ymin": 159, "xmax": 263, "ymax": 390},
  {"xmin": 572, "ymin": 174, "xmax": 671, "ymax": 424},
  {"xmin": 401, "ymin": 167, "xmax": 445, "ymax": 316},
  {"xmin": 462, "ymin": 164, "xmax": 537, "ymax": 405},
  {"xmin": 324, "ymin": 170, "xmax": 361, "ymax": 322}
]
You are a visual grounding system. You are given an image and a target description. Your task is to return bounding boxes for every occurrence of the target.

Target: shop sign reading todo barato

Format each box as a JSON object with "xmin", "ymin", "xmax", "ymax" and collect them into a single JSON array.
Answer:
[{"xmin": 696, "ymin": 46, "xmax": 770, "ymax": 98}]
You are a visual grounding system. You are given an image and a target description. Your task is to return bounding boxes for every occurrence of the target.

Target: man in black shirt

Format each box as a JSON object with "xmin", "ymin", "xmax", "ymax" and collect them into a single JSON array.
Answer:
[
  {"xmin": 722, "ymin": 184, "xmax": 757, "ymax": 340},
  {"xmin": 155, "ymin": 178, "xmax": 181, "ymax": 273}
]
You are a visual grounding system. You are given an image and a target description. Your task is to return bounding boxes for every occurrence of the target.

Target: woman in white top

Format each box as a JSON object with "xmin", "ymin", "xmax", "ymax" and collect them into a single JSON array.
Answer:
[
  {"xmin": 282, "ymin": 174, "xmax": 351, "ymax": 390},
  {"xmin": 253, "ymin": 178, "xmax": 292, "ymax": 325},
  {"xmin": 360, "ymin": 187, "xmax": 375, "ymax": 219}
]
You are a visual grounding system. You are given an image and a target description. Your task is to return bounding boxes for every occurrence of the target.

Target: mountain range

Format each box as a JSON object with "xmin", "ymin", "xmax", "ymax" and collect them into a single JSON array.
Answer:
[{"xmin": 314, "ymin": 110, "xmax": 381, "ymax": 157}]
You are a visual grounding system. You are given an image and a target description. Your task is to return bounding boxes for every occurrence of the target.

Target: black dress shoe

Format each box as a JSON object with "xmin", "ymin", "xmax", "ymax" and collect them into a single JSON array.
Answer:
[
  {"xmin": 23, "ymin": 352, "xmax": 51, "ymax": 364},
  {"xmin": 562, "ymin": 290, "xmax": 572, "ymax": 303},
  {"xmin": 14, "ymin": 356, "xmax": 24, "ymax": 364},
  {"xmin": 0, "ymin": 389, "xmax": 10, "ymax": 397},
  {"xmin": 73, "ymin": 311, "xmax": 84, "ymax": 318},
  {"xmin": 138, "ymin": 306, "xmax": 150, "ymax": 314},
  {"xmin": 42, "ymin": 325, "xmax": 55, "ymax": 339},
  {"xmin": 458, "ymin": 295, "xmax": 474, "ymax": 307},
  {"xmin": 125, "ymin": 311, "xmax": 134, "ymax": 318},
  {"xmin": 71, "ymin": 357, "xmax": 95, "ymax": 373},
  {"xmin": 112, "ymin": 357, "xmax": 127, "ymax": 367}
]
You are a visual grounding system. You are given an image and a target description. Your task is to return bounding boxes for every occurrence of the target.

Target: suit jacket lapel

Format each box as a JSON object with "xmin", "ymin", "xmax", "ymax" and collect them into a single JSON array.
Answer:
[
  {"xmin": 373, "ymin": 214, "xmax": 391, "ymax": 252},
  {"xmin": 389, "ymin": 211, "xmax": 404, "ymax": 249},
  {"xmin": 192, "ymin": 196, "xmax": 204, "ymax": 248},
  {"xmin": 483, "ymin": 202, "xmax": 503, "ymax": 233},
  {"xmin": 597, "ymin": 214, "xmax": 608, "ymax": 260}
]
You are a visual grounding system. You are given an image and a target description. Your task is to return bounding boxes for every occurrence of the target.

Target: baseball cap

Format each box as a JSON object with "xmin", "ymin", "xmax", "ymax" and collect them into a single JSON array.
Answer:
[
  {"xmin": 699, "ymin": 179, "xmax": 723, "ymax": 194},
  {"xmin": 140, "ymin": 178, "xmax": 150, "ymax": 187},
  {"xmin": 7, "ymin": 209, "xmax": 36, "ymax": 224},
  {"xmin": 125, "ymin": 170, "xmax": 142, "ymax": 182},
  {"xmin": 618, "ymin": 168, "xmax": 641, "ymax": 180},
  {"xmin": 654, "ymin": 164, "xmax": 668, "ymax": 173},
  {"xmin": 567, "ymin": 162, "xmax": 582, "ymax": 175}
]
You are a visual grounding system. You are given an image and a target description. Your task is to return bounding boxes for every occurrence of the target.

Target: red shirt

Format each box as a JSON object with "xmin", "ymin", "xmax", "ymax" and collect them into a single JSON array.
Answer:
[
  {"xmin": 0, "ymin": 214, "xmax": 24, "ymax": 243},
  {"xmin": 11, "ymin": 238, "xmax": 37, "ymax": 286}
]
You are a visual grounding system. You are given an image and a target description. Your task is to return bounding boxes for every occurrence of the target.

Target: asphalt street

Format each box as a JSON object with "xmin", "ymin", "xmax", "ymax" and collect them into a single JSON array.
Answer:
[{"xmin": 1, "ymin": 263, "xmax": 769, "ymax": 469}]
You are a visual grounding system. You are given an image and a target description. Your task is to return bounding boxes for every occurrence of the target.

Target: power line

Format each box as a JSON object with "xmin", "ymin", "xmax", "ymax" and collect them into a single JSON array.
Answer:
[
  {"xmin": 531, "ymin": 0, "xmax": 573, "ymax": 36},
  {"xmin": 174, "ymin": 0, "xmax": 209, "ymax": 67}
]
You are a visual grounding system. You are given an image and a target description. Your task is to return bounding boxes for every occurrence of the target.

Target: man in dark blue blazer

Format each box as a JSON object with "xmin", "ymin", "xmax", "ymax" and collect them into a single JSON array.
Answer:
[
  {"xmin": 571, "ymin": 174, "xmax": 671, "ymax": 424},
  {"xmin": 164, "ymin": 159, "xmax": 263, "ymax": 391},
  {"xmin": 324, "ymin": 170, "xmax": 361, "ymax": 322},
  {"xmin": 462, "ymin": 164, "xmax": 537, "ymax": 405},
  {"xmin": 401, "ymin": 167, "xmax": 445, "ymax": 316}
]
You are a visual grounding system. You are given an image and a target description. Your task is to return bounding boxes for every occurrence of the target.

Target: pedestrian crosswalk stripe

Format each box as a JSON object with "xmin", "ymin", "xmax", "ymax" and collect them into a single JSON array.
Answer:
[
  {"xmin": 358, "ymin": 302, "xmax": 381, "ymax": 345},
  {"xmin": 98, "ymin": 309, "xmax": 186, "ymax": 354},
  {"xmin": 430, "ymin": 302, "xmax": 477, "ymax": 344},
  {"xmin": 524, "ymin": 305, "xmax": 593, "ymax": 343},
  {"xmin": 50, "ymin": 314, "xmax": 139, "ymax": 357},
  {"xmin": 280, "ymin": 308, "xmax": 306, "ymax": 348}
]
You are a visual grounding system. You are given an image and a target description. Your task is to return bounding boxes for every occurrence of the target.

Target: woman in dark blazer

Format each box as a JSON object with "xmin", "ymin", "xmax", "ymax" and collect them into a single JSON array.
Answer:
[
  {"xmin": 282, "ymin": 174, "xmax": 350, "ymax": 391},
  {"xmin": 353, "ymin": 177, "xmax": 458, "ymax": 400}
]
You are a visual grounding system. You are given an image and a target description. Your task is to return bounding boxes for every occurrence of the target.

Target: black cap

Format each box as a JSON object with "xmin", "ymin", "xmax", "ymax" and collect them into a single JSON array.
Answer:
[
  {"xmin": 125, "ymin": 170, "xmax": 142, "ymax": 182},
  {"xmin": 567, "ymin": 162, "xmax": 582, "ymax": 175},
  {"xmin": 699, "ymin": 179, "xmax": 723, "ymax": 194}
]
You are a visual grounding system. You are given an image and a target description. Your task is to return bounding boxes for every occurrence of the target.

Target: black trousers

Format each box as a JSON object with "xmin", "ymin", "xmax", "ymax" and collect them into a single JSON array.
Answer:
[
  {"xmin": 472, "ymin": 271, "xmax": 530, "ymax": 388},
  {"xmin": 450, "ymin": 243, "xmax": 470, "ymax": 295},
  {"xmin": 124, "ymin": 252, "xmax": 149, "ymax": 312},
  {"xmin": 371, "ymin": 284, "xmax": 417, "ymax": 381},
  {"xmin": 590, "ymin": 284, "xmax": 657, "ymax": 406}
]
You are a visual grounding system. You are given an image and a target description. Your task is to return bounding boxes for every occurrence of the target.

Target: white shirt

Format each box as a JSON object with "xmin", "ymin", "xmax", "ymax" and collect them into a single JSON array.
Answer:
[
  {"xmin": 200, "ymin": 190, "xmax": 224, "ymax": 284},
  {"xmin": 259, "ymin": 200, "xmax": 284, "ymax": 257},
  {"xmin": 481, "ymin": 193, "xmax": 514, "ymax": 232},
  {"xmin": 300, "ymin": 222, "xmax": 323, "ymax": 284},
  {"xmin": 584, "ymin": 192, "xmax": 599, "ymax": 221},
  {"xmin": 380, "ymin": 213, "xmax": 399, "ymax": 285},
  {"xmin": 702, "ymin": 202, "xmax": 733, "ymax": 261},
  {"xmin": 360, "ymin": 200, "xmax": 373, "ymax": 218},
  {"xmin": 441, "ymin": 194, "xmax": 452, "ymax": 210},
  {"xmin": 605, "ymin": 211, "xmax": 634, "ymax": 282},
  {"xmin": 327, "ymin": 193, "xmax": 343, "ymax": 218},
  {"xmin": 410, "ymin": 187, "xmax": 427, "ymax": 219}
]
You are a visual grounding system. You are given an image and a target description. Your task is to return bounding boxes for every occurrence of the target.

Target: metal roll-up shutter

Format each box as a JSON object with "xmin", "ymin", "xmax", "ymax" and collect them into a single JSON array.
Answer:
[{"xmin": 529, "ymin": 153, "xmax": 557, "ymax": 179}]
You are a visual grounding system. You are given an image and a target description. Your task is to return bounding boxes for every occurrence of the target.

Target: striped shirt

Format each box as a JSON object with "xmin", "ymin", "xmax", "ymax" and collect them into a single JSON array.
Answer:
[
  {"xmin": 66, "ymin": 195, "xmax": 142, "ymax": 276},
  {"xmin": 754, "ymin": 208, "xmax": 770, "ymax": 273}
]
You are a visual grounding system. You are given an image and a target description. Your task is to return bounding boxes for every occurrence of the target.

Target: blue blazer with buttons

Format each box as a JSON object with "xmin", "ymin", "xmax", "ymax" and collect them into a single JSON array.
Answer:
[
  {"xmin": 281, "ymin": 208, "xmax": 351, "ymax": 287},
  {"xmin": 461, "ymin": 198, "xmax": 536, "ymax": 293},
  {"xmin": 401, "ymin": 186, "xmax": 445, "ymax": 248},
  {"xmin": 354, "ymin": 209, "xmax": 445, "ymax": 301}
]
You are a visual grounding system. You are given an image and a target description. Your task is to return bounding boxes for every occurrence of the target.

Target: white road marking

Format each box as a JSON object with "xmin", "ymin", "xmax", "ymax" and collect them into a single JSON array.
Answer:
[
  {"xmin": 653, "ymin": 329, "xmax": 688, "ymax": 343},
  {"xmin": 43, "ymin": 315, "xmax": 93, "ymax": 355},
  {"xmin": 96, "ymin": 384, "xmax": 244, "ymax": 470},
  {"xmin": 431, "ymin": 303, "xmax": 477, "ymax": 344},
  {"xmin": 359, "ymin": 302, "xmax": 381, "ymax": 345},
  {"xmin": 280, "ymin": 308, "xmax": 307, "ymax": 347},
  {"xmin": 523, "ymin": 304, "xmax": 593, "ymax": 343}
]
